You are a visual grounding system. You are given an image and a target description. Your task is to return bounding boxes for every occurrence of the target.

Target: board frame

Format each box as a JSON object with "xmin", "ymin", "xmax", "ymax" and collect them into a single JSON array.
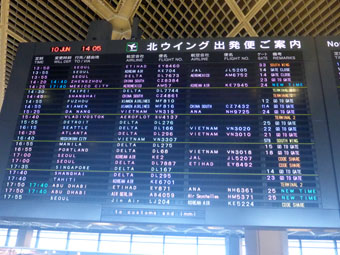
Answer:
[{"xmin": 0, "ymin": 37, "xmax": 338, "ymax": 229}]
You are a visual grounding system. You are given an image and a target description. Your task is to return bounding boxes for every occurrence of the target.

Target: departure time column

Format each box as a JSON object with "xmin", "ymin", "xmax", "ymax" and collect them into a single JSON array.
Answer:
[{"xmin": 4, "ymin": 56, "xmax": 67, "ymax": 200}]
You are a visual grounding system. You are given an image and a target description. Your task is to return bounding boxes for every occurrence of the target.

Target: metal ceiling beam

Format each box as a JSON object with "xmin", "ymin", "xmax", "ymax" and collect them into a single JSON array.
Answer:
[
  {"xmin": 280, "ymin": 1, "xmax": 321, "ymax": 36},
  {"xmin": 71, "ymin": 1, "xmax": 98, "ymax": 20},
  {"xmin": 227, "ymin": 0, "xmax": 268, "ymax": 36},
  {"xmin": 51, "ymin": 0, "xmax": 89, "ymax": 32},
  {"xmin": 41, "ymin": 0, "xmax": 87, "ymax": 37},
  {"xmin": 260, "ymin": 1, "xmax": 299, "ymax": 36},
  {"xmin": 298, "ymin": 2, "xmax": 337, "ymax": 36},
  {"xmin": 81, "ymin": 0, "xmax": 116, "ymax": 20},
  {"xmin": 8, "ymin": 22, "xmax": 45, "ymax": 42},
  {"xmin": 8, "ymin": 29, "xmax": 27, "ymax": 43},
  {"xmin": 137, "ymin": 8, "xmax": 163, "ymax": 38},
  {"xmin": 228, "ymin": 22, "xmax": 245, "ymax": 37},
  {"xmin": 322, "ymin": 11, "xmax": 340, "ymax": 36},
  {"xmin": 82, "ymin": 0, "xmax": 142, "ymax": 40},
  {"xmin": 225, "ymin": 0, "xmax": 258, "ymax": 36},
  {"xmin": 245, "ymin": 0, "xmax": 269, "ymax": 20},
  {"xmin": 9, "ymin": 8, "xmax": 56, "ymax": 42},
  {"xmin": 0, "ymin": 0, "xmax": 10, "ymax": 110},
  {"xmin": 16, "ymin": 1, "xmax": 75, "ymax": 41},
  {"xmin": 110, "ymin": 0, "xmax": 141, "ymax": 39},
  {"xmin": 157, "ymin": 1, "xmax": 188, "ymax": 37}
]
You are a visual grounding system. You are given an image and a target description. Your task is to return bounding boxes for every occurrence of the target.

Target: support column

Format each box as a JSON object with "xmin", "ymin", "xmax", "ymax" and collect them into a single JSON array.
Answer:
[
  {"xmin": 245, "ymin": 230, "xmax": 288, "ymax": 255},
  {"xmin": 82, "ymin": 0, "xmax": 142, "ymax": 40},
  {"xmin": 15, "ymin": 229, "xmax": 33, "ymax": 247}
]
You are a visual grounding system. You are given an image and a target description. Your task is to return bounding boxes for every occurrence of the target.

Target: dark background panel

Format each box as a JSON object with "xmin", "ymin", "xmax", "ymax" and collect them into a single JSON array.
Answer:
[{"xmin": 315, "ymin": 36, "xmax": 340, "ymax": 209}]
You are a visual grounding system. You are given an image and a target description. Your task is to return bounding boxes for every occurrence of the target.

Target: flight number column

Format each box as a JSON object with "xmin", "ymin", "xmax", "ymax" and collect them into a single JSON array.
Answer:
[{"xmin": 149, "ymin": 60, "xmax": 185, "ymax": 211}]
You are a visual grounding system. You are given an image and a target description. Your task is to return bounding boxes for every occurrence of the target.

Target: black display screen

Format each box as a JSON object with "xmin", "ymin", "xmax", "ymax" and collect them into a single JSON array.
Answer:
[
  {"xmin": 0, "ymin": 38, "xmax": 338, "ymax": 228},
  {"xmin": 316, "ymin": 37, "xmax": 340, "ymax": 214}
]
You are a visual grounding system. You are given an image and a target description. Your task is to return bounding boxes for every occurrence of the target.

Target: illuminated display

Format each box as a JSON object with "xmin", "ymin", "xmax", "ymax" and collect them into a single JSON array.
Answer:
[
  {"xmin": 0, "ymin": 38, "xmax": 339, "ymax": 228},
  {"xmin": 81, "ymin": 45, "xmax": 102, "ymax": 52},
  {"xmin": 50, "ymin": 46, "xmax": 71, "ymax": 53}
]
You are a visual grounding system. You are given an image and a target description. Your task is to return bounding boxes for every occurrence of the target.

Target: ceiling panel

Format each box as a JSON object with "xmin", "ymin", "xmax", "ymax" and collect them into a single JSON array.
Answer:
[
  {"xmin": 105, "ymin": 0, "xmax": 121, "ymax": 11},
  {"xmin": 136, "ymin": 0, "xmax": 239, "ymax": 39},
  {"xmin": 250, "ymin": 0, "xmax": 340, "ymax": 37}
]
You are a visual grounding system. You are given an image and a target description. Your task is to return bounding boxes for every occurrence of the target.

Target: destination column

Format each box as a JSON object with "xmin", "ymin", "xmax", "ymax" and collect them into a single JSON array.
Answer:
[{"xmin": 50, "ymin": 54, "xmax": 122, "ymax": 202}]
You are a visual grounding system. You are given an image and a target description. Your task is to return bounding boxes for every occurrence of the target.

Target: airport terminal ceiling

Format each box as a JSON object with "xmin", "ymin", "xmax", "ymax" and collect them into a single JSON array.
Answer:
[{"xmin": 0, "ymin": 0, "xmax": 339, "ymax": 107}]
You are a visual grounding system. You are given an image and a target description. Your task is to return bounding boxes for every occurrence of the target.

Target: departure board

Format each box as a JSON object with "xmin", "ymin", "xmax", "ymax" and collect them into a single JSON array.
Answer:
[
  {"xmin": 0, "ymin": 37, "xmax": 339, "ymax": 228},
  {"xmin": 316, "ymin": 37, "xmax": 340, "ymax": 204}
]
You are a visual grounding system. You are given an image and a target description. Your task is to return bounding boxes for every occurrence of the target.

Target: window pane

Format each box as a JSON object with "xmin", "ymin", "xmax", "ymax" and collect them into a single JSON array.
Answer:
[
  {"xmin": 0, "ymin": 229, "xmax": 8, "ymax": 246},
  {"xmin": 288, "ymin": 239, "xmax": 300, "ymax": 248},
  {"xmin": 100, "ymin": 240, "xmax": 131, "ymax": 253},
  {"xmin": 164, "ymin": 243, "xmax": 197, "ymax": 255},
  {"xmin": 301, "ymin": 240, "xmax": 334, "ymax": 248},
  {"xmin": 164, "ymin": 236, "xmax": 197, "ymax": 255},
  {"xmin": 7, "ymin": 229, "xmax": 18, "ymax": 247},
  {"xmin": 69, "ymin": 232, "xmax": 99, "ymax": 240},
  {"xmin": 197, "ymin": 237, "xmax": 225, "ymax": 255},
  {"xmin": 133, "ymin": 234, "xmax": 163, "ymax": 243},
  {"xmin": 68, "ymin": 232, "xmax": 98, "ymax": 252},
  {"xmin": 37, "ymin": 230, "xmax": 67, "ymax": 250},
  {"xmin": 198, "ymin": 237, "xmax": 225, "ymax": 245},
  {"xmin": 29, "ymin": 230, "xmax": 38, "ymax": 248},
  {"xmin": 99, "ymin": 233, "xmax": 131, "ymax": 253},
  {"xmin": 39, "ymin": 230, "xmax": 67, "ymax": 239},
  {"xmin": 198, "ymin": 244, "xmax": 225, "ymax": 255},
  {"xmin": 131, "ymin": 243, "xmax": 163, "ymax": 255},
  {"xmin": 242, "ymin": 245, "xmax": 246, "ymax": 255},
  {"xmin": 241, "ymin": 238, "xmax": 246, "ymax": 255},
  {"xmin": 131, "ymin": 235, "xmax": 163, "ymax": 255},
  {"xmin": 302, "ymin": 248, "xmax": 335, "ymax": 255},
  {"xmin": 165, "ymin": 236, "xmax": 196, "ymax": 244},
  {"xmin": 288, "ymin": 247, "xmax": 301, "ymax": 255},
  {"xmin": 101, "ymin": 233, "xmax": 130, "ymax": 242}
]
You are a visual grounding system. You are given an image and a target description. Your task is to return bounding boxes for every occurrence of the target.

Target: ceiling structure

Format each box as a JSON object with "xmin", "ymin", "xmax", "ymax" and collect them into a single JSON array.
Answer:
[{"xmin": 0, "ymin": 0, "xmax": 339, "ymax": 108}]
